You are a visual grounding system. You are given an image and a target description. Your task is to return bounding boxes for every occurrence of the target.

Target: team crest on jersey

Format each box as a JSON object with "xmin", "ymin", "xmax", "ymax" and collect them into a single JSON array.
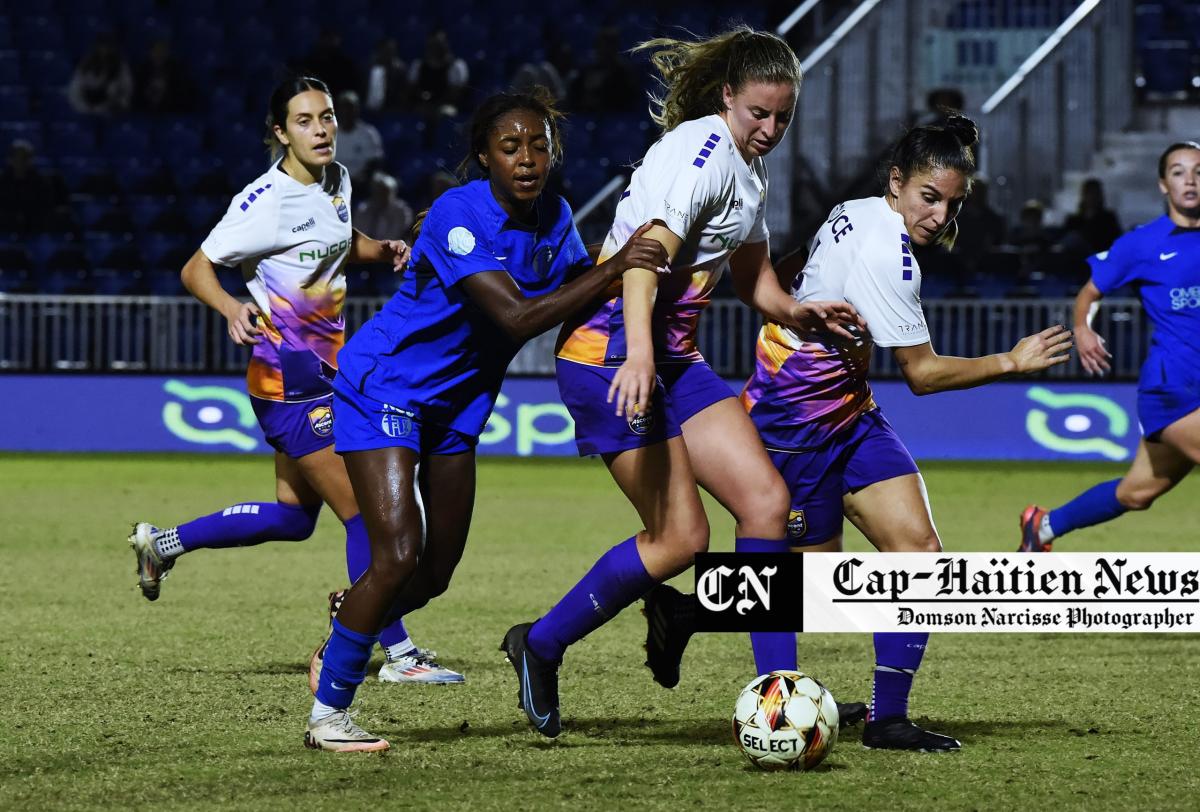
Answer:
[
  {"xmin": 332, "ymin": 195, "xmax": 350, "ymax": 223},
  {"xmin": 627, "ymin": 408, "xmax": 654, "ymax": 435},
  {"xmin": 787, "ymin": 509, "xmax": 807, "ymax": 539},
  {"xmin": 447, "ymin": 226, "xmax": 476, "ymax": 256},
  {"xmin": 533, "ymin": 245, "xmax": 555, "ymax": 278},
  {"xmin": 307, "ymin": 405, "xmax": 334, "ymax": 437}
]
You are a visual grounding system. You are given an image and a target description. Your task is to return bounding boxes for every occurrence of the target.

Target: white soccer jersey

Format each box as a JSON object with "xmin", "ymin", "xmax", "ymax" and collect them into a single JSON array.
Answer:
[
  {"xmin": 794, "ymin": 196, "xmax": 930, "ymax": 348},
  {"xmin": 200, "ymin": 161, "xmax": 353, "ymax": 401},
  {"xmin": 558, "ymin": 113, "xmax": 768, "ymax": 365}
]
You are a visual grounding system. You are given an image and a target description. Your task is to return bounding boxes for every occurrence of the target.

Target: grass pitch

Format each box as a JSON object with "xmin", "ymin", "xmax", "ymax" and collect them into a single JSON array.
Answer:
[{"xmin": 2, "ymin": 453, "xmax": 1198, "ymax": 811}]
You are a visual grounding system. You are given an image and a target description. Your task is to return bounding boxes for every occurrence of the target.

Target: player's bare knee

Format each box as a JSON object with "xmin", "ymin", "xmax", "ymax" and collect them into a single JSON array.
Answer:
[
  {"xmin": 369, "ymin": 540, "xmax": 421, "ymax": 589},
  {"xmin": 1117, "ymin": 487, "xmax": 1157, "ymax": 511},
  {"xmin": 735, "ymin": 480, "xmax": 790, "ymax": 536}
]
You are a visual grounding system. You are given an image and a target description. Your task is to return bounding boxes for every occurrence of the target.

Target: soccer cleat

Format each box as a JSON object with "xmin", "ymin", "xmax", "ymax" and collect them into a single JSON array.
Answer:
[
  {"xmin": 304, "ymin": 710, "xmax": 389, "ymax": 753},
  {"xmin": 837, "ymin": 701, "xmax": 868, "ymax": 728},
  {"xmin": 378, "ymin": 650, "xmax": 465, "ymax": 684},
  {"xmin": 642, "ymin": 584, "xmax": 696, "ymax": 689},
  {"xmin": 308, "ymin": 590, "xmax": 345, "ymax": 695},
  {"xmin": 1018, "ymin": 505, "xmax": 1052, "ymax": 553},
  {"xmin": 500, "ymin": 622, "xmax": 561, "ymax": 738},
  {"xmin": 862, "ymin": 716, "xmax": 961, "ymax": 752},
  {"xmin": 128, "ymin": 522, "xmax": 174, "ymax": 602}
]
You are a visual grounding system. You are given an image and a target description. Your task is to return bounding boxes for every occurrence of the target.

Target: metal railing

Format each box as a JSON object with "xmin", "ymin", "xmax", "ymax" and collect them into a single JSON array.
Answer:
[
  {"xmin": 0, "ymin": 293, "xmax": 1148, "ymax": 381},
  {"xmin": 979, "ymin": 0, "xmax": 1134, "ymax": 222}
]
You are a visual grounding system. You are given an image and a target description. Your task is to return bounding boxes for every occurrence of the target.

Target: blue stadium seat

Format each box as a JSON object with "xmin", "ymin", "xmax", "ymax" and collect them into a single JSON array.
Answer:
[
  {"xmin": 101, "ymin": 121, "xmax": 153, "ymax": 156},
  {"xmin": 0, "ymin": 243, "xmax": 32, "ymax": 272},
  {"xmin": 378, "ymin": 115, "xmax": 427, "ymax": 154},
  {"xmin": 1141, "ymin": 39, "xmax": 1192, "ymax": 94},
  {"xmin": 127, "ymin": 196, "xmax": 171, "ymax": 232},
  {"xmin": 141, "ymin": 232, "xmax": 191, "ymax": 269},
  {"xmin": 21, "ymin": 51, "xmax": 72, "ymax": 88},
  {"xmin": 0, "ymin": 50, "xmax": 21, "ymax": 83},
  {"xmin": 16, "ymin": 16, "xmax": 65, "ymax": 51},
  {"xmin": 85, "ymin": 231, "xmax": 140, "ymax": 270},
  {"xmin": 0, "ymin": 119, "xmax": 41, "ymax": 150},
  {"xmin": 0, "ymin": 85, "xmax": 30, "ymax": 116},
  {"xmin": 146, "ymin": 268, "xmax": 187, "ymax": 296},
  {"xmin": 48, "ymin": 119, "xmax": 98, "ymax": 157},
  {"xmin": 180, "ymin": 196, "xmax": 227, "ymax": 234}
]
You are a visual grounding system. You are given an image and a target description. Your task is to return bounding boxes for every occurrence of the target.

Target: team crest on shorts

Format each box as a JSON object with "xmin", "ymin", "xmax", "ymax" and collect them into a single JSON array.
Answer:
[
  {"xmin": 307, "ymin": 405, "xmax": 334, "ymax": 437},
  {"xmin": 787, "ymin": 509, "xmax": 807, "ymax": 539},
  {"xmin": 381, "ymin": 412, "xmax": 413, "ymax": 438},
  {"xmin": 627, "ymin": 407, "xmax": 654, "ymax": 435},
  {"xmin": 332, "ymin": 195, "xmax": 350, "ymax": 223}
]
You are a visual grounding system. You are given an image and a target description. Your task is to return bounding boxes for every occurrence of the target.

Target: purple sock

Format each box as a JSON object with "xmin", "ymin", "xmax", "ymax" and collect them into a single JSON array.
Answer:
[
  {"xmin": 1048, "ymin": 479, "xmax": 1125, "ymax": 538},
  {"xmin": 174, "ymin": 502, "xmax": 320, "ymax": 553},
  {"xmin": 344, "ymin": 514, "xmax": 410, "ymax": 652},
  {"xmin": 314, "ymin": 618, "xmax": 378, "ymax": 710},
  {"xmin": 870, "ymin": 632, "xmax": 928, "ymax": 721},
  {"xmin": 736, "ymin": 537, "xmax": 797, "ymax": 674},
  {"xmin": 527, "ymin": 536, "xmax": 654, "ymax": 663}
]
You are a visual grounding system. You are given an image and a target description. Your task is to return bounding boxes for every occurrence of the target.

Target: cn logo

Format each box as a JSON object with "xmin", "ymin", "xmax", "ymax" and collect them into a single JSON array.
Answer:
[
  {"xmin": 694, "ymin": 553, "xmax": 804, "ymax": 632},
  {"xmin": 697, "ymin": 564, "xmax": 777, "ymax": 615}
]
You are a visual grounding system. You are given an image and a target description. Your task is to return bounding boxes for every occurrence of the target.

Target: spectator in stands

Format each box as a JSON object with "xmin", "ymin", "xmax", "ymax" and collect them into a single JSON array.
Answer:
[
  {"xmin": 134, "ymin": 38, "xmax": 194, "ymax": 114},
  {"xmin": 408, "ymin": 30, "xmax": 469, "ymax": 117},
  {"xmin": 916, "ymin": 87, "xmax": 966, "ymax": 126},
  {"xmin": 67, "ymin": 32, "xmax": 133, "ymax": 115},
  {"xmin": 571, "ymin": 26, "xmax": 641, "ymax": 112},
  {"xmin": 952, "ymin": 177, "xmax": 1006, "ymax": 273},
  {"xmin": 512, "ymin": 59, "xmax": 567, "ymax": 104},
  {"xmin": 1061, "ymin": 178, "xmax": 1122, "ymax": 257},
  {"xmin": 1010, "ymin": 198, "xmax": 1052, "ymax": 253},
  {"xmin": 1, "ymin": 140, "xmax": 68, "ymax": 233},
  {"xmin": 302, "ymin": 31, "xmax": 361, "ymax": 98},
  {"xmin": 354, "ymin": 172, "xmax": 414, "ymax": 240},
  {"xmin": 364, "ymin": 38, "xmax": 408, "ymax": 113},
  {"xmin": 335, "ymin": 91, "xmax": 385, "ymax": 187},
  {"xmin": 416, "ymin": 168, "xmax": 460, "ymax": 211}
]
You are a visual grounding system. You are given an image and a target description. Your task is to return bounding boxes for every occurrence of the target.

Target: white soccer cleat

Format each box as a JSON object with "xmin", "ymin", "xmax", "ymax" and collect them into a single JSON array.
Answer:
[
  {"xmin": 304, "ymin": 710, "xmax": 390, "ymax": 753},
  {"xmin": 378, "ymin": 650, "xmax": 466, "ymax": 684},
  {"xmin": 128, "ymin": 522, "xmax": 174, "ymax": 602}
]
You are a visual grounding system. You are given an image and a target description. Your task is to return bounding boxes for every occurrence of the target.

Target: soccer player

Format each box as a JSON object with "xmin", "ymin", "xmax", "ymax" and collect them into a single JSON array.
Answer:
[
  {"xmin": 304, "ymin": 88, "xmax": 670, "ymax": 752},
  {"xmin": 656, "ymin": 114, "xmax": 1072, "ymax": 751},
  {"xmin": 126, "ymin": 76, "xmax": 460, "ymax": 685},
  {"xmin": 1019, "ymin": 141, "xmax": 1200, "ymax": 551},
  {"xmin": 500, "ymin": 27, "xmax": 863, "ymax": 739}
]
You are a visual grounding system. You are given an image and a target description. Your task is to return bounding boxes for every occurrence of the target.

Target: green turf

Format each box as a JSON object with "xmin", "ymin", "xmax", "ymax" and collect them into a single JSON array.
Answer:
[{"xmin": 2, "ymin": 454, "xmax": 1198, "ymax": 810}]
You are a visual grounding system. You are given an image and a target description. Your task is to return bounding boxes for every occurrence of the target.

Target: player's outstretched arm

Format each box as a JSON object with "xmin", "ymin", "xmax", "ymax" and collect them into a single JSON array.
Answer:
[
  {"xmin": 458, "ymin": 222, "xmax": 668, "ymax": 345},
  {"xmin": 894, "ymin": 325, "xmax": 1073, "ymax": 395},
  {"xmin": 729, "ymin": 241, "xmax": 865, "ymax": 340},
  {"xmin": 180, "ymin": 249, "xmax": 261, "ymax": 346},
  {"xmin": 1073, "ymin": 279, "xmax": 1112, "ymax": 376},
  {"xmin": 348, "ymin": 228, "xmax": 410, "ymax": 272}
]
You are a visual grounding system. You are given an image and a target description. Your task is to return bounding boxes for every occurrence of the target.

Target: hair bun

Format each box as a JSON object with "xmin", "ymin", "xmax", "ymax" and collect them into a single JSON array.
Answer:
[{"xmin": 944, "ymin": 114, "xmax": 979, "ymax": 148}]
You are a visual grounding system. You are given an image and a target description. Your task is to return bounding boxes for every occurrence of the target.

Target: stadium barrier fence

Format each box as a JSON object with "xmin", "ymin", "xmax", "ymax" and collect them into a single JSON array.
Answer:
[{"xmin": 0, "ymin": 293, "xmax": 1147, "ymax": 380}]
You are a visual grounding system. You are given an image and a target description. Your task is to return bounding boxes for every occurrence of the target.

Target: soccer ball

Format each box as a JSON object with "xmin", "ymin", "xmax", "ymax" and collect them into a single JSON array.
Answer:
[{"xmin": 732, "ymin": 670, "xmax": 839, "ymax": 771}]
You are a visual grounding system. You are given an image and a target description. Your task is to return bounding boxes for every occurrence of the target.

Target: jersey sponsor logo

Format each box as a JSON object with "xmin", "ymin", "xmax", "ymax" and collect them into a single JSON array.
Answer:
[
  {"xmin": 827, "ymin": 203, "xmax": 854, "ymax": 244},
  {"xmin": 787, "ymin": 509, "xmax": 807, "ymax": 539},
  {"xmin": 713, "ymin": 234, "xmax": 742, "ymax": 251},
  {"xmin": 332, "ymin": 195, "xmax": 350, "ymax": 223},
  {"xmin": 307, "ymin": 404, "xmax": 333, "ymax": 436},
  {"xmin": 732, "ymin": 197, "xmax": 743, "ymax": 210},
  {"xmin": 627, "ymin": 408, "xmax": 654, "ymax": 435},
  {"xmin": 292, "ymin": 216, "xmax": 316, "ymax": 233},
  {"xmin": 1170, "ymin": 286, "xmax": 1200, "ymax": 310},
  {"xmin": 447, "ymin": 226, "xmax": 476, "ymax": 256},
  {"xmin": 692, "ymin": 132, "xmax": 722, "ymax": 168},
  {"xmin": 299, "ymin": 238, "xmax": 350, "ymax": 262},
  {"xmin": 1161, "ymin": 252, "xmax": 1178, "ymax": 261},
  {"xmin": 238, "ymin": 184, "xmax": 273, "ymax": 212},
  {"xmin": 663, "ymin": 200, "xmax": 688, "ymax": 225}
]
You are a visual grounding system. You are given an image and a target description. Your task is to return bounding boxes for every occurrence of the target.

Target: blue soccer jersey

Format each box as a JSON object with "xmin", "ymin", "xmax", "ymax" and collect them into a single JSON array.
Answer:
[
  {"xmin": 335, "ymin": 179, "xmax": 591, "ymax": 438},
  {"xmin": 1089, "ymin": 215, "xmax": 1200, "ymax": 360}
]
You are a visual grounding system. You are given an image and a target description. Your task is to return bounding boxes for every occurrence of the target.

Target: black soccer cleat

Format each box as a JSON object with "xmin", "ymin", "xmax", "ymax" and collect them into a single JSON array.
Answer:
[
  {"xmin": 836, "ymin": 701, "xmax": 868, "ymax": 728},
  {"xmin": 862, "ymin": 716, "xmax": 961, "ymax": 752},
  {"xmin": 500, "ymin": 622, "xmax": 561, "ymax": 738},
  {"xmin": 642, "ymin": 584, "xmax": 697, "ymax": 689}
]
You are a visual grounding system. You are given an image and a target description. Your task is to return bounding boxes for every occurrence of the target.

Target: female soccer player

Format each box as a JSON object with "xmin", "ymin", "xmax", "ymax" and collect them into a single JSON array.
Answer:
[
  {"xmin": 127, "ymin": 76, "xmax": 458, "ymax": 684},
  {"xmin": 1019, "ymin": 141, "xmax": 1200, "ymax": 551},
  {"xmin": 500, "ymin": 27, "xmax": 863, "ymax": 739},
  {"xmin": 305, "ymin": 88, "xmax": 670, "ymax": 752},
  {"xmin": 717, "ymin": 114, "xmax": 1069, "ymax": 751}
]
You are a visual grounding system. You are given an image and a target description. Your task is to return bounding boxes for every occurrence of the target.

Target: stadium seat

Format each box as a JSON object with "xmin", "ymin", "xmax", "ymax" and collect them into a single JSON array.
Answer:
[
  {"xmin": 146, "ymin": 268, "xmax": 187, "ymax": 296},
  {"xmin": 21, "ymin": 50, "xmax": 72, "ymax": 88},
  {"xmin": 47, "ymin": 120, "xmax": 98, "ymax": 157},
  {"xmin": 0, "ymin": 50, "xmax": 21, "ymax": 83},
  {"xmin": 0, "ymin": 85, "xmax": 30, "ymax": 116},
  {"xmin": 1141, "ymin": 39, "xmax": 1192, "ymax": 94},
  {"xmin": 16, "ymin": 16, "xmax": 65, "ymax": 51}
]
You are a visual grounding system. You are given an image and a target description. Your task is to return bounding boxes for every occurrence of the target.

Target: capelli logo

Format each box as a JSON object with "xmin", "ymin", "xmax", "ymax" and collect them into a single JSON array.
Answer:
[
  {"xmin": 694, "ymin": 553, "xmax": 804, "ymax": 632},
  {"xmin": 292, "ymin": 217, "xmax": 316, "ymax": 233}
]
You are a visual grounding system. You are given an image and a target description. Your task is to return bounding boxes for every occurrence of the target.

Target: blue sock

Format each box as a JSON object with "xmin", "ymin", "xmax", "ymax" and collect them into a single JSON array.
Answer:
[
  {"xmin": 527, "ymin": 537, "xmax": 654, "ymax": 663},
  {"xmin": 1047, "ymin": 479, "xmax": 1125, "ymax": 538},
  {"xmin": 736, "ymin": 537, "xmax": 797, "ymax": 674},
  {"xmin": 343, "ymin": 514, "xmax": 412, "ymax": 653},
  {"xmin": 173, "ymin": 502, "xmax": 319, "ymax": 554},
  {"xmin": 871, "ymin": 632, "xmax": 928, "ymax": 721},
  {"xmin": 314, "ymin": 618, "xmax": 378, "ymax": 710}
]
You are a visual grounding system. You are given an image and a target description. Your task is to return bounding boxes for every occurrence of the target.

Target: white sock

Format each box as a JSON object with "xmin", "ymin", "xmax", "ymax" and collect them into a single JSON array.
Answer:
[
  {"xmin": 1038, "ymin": 514, "xmax": 1055, "ymax": 544},
  {"xmin": 384, "ymin": 638, "xmax": 418, "ymax": 662},
  {"xmin": 309, "ymin": 699, "xmax": 340, "ymax": 724},
  {"xmin": 153, "ymin": 527, "xmax": 184, "ymax": 559}
]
